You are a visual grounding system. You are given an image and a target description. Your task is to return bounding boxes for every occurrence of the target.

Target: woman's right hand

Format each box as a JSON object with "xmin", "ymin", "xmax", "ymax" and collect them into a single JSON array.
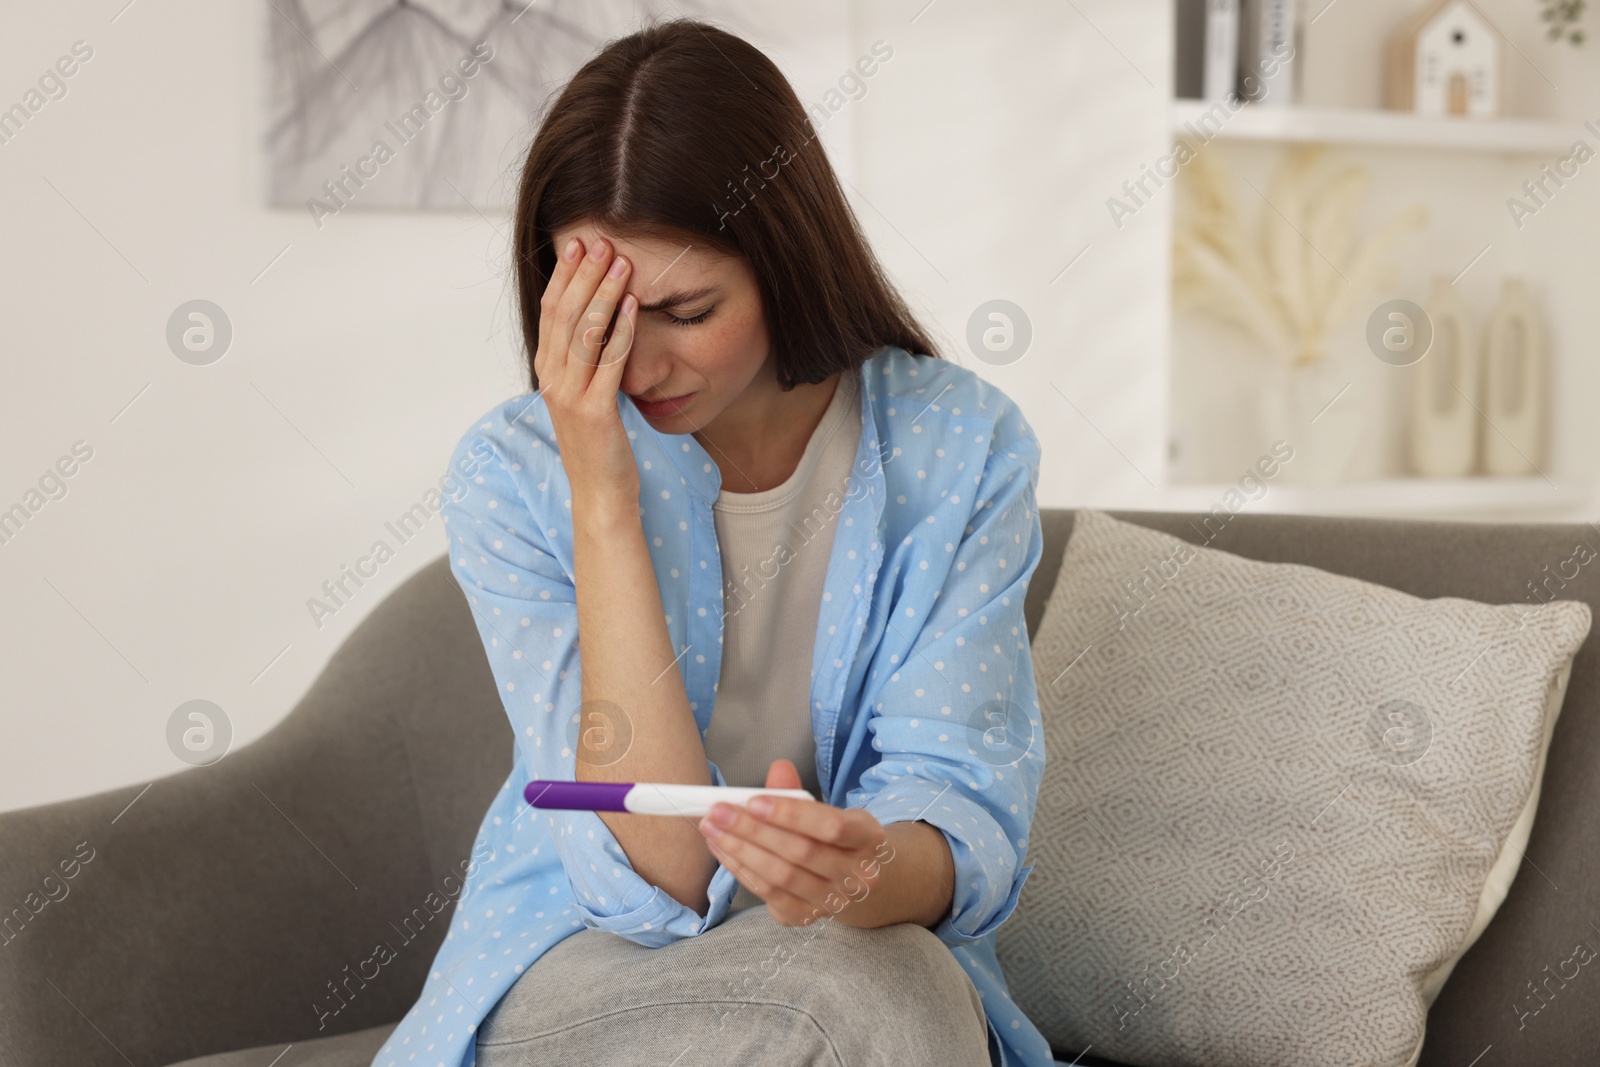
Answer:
[{"xmin": 534, "ymin": 235, "xmax": 640, "ymax": 512}]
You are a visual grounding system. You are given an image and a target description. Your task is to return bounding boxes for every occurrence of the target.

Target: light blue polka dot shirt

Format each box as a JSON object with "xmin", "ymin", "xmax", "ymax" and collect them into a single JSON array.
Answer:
[{"xmin": 374, "ymin": 345, "xmax": 1056, "ymax": 1067}]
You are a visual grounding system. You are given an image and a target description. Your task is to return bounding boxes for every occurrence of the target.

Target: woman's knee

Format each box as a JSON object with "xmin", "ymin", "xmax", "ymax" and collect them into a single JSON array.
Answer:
[
  {"xmin": 758, "ymin": 915, "xmax": 991, "ymax": 1063},
  {"xmin": 479, "ymin": 908, "xmax": 992, "ymax": 1065}
]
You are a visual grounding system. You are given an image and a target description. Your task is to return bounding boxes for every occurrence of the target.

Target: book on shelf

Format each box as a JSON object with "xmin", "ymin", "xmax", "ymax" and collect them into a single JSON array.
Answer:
[
  {"xmin": 1204, "ymin": 0, "xmax": 1240, "ymax": 102},
  {"xmin": 1175, "ymin": 0, "xmax": 1241, "ymax": 103},
  {"xmin": 1240, "ymin": 0, "xmax": 1299, "ymax": 107},
  {"xmin": 1175, "ymin": 0, "xmax": 1205, "ymax": 99}
]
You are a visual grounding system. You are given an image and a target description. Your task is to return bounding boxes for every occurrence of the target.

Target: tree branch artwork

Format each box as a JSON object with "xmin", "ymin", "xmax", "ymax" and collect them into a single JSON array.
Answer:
[{"xmin": 264, "ymin": 0, "xmax": 730, "ymax": 214}]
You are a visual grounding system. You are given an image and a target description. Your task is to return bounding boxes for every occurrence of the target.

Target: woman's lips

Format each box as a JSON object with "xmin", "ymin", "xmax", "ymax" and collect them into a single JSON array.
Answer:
[{"xmin": 631, "ymin": 392, "xmax": 693, "ymax": 418}]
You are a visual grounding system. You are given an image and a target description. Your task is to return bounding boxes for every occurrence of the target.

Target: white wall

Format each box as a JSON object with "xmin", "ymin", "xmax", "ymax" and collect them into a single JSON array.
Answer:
[
  {"xmin": 853, "ymin": 0, "xmax": 1173, "ymax": 510},
  {"xmin": 0, "ymin": 0, "xmax": 1173, "ymax": 812}
]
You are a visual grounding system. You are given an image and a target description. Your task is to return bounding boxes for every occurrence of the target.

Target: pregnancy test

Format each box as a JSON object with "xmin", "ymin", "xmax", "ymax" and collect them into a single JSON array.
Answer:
[{"xmin": 523, "ymin": 780, "xmax": 815, "ymax": 817}]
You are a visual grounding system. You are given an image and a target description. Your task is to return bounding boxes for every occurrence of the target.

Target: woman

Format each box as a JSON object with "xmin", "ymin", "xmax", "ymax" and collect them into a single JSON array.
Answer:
[{"xmin": 377, "ymin": 17, "xmax": 1052, "ymax": 1067}]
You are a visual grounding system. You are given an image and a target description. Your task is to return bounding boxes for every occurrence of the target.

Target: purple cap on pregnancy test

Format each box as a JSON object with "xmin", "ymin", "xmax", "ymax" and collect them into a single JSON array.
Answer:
[{"xmin": 524, "ymin": 780, "xmax": 634, "ymax": 812}]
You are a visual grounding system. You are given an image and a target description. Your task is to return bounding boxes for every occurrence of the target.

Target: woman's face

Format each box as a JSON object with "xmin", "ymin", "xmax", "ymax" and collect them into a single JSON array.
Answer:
[{"xmin": 547, "ymin": 221, "xmax": 773, "ymax": 434}]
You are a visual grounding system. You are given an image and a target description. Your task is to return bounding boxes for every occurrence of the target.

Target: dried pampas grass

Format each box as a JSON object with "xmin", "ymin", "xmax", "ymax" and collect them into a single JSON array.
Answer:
[{"xmin": 1173, "ymin": 144, "xmax": 1427, "ymax": 366}]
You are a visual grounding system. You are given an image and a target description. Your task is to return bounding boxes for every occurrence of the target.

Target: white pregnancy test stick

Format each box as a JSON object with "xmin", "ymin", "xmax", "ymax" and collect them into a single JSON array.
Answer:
[{"xmin": 523, "ymin": 779, "xmax": 816, "ymax": 817}]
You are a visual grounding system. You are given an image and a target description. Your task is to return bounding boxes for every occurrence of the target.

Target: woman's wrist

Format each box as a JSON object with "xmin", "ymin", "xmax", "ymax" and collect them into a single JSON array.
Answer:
[
  {"xmin": 830, "ymin": 820, "xmax": 955, "ymax": 931},
  {"xmin": 571, "ymin": 490, "xmax": 641, "ymax": 533}
]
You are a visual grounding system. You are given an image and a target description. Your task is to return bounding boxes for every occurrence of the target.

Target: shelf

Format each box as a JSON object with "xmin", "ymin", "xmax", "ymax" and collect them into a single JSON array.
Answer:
[
  {"xmin": 1161, "ymin": 476, "xmax": 1592, "ymax": 520},
  {"xmin": 1170, "ymin": 101, "xmax": 1584, "ymax": 155}
]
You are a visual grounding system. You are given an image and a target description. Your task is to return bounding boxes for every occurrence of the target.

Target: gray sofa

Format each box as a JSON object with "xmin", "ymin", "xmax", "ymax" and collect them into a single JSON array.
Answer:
[{"xmin": 4, "ymin": 509, "xmax": 1598, "ymax": 1067}]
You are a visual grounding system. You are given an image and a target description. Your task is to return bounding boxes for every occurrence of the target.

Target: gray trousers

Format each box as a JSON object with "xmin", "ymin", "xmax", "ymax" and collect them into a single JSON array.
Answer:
[
  {"xmin": 158, "ymin": 906, "xmax": 993, "ymax": 1067},
  {"xmin": 474, "ymin": 904, "xmax": 996, "ymax": 1067}
]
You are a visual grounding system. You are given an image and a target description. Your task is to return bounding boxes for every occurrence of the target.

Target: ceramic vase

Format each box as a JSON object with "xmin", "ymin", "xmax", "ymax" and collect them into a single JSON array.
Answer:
[
  {"xmin": 1407, "ymin": 275, "xmax": 1479, "ymax": 477},
  {"xmin": 1480, "ymin": 278, "xmax": 1546, "ymax": 475},
  {"xmin": 1257, "ymin": 353, "xmax": 1365, "ymax": 484}
]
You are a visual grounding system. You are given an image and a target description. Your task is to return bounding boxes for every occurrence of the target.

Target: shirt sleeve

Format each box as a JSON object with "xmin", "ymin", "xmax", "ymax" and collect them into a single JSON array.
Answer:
[
  {"xmin": 438, "ymin": 406, "xmax": 741, "ymax": 949},
  {"xmin": 843, "ymin": 405, "xmax": 1046, "ymax": 949}
]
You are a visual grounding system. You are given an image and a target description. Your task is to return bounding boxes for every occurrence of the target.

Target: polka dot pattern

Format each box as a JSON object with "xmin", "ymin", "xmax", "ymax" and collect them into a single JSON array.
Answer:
[{"xmin": 377, "ymin": 348, "xmax": 1056, "ymax": 1067}]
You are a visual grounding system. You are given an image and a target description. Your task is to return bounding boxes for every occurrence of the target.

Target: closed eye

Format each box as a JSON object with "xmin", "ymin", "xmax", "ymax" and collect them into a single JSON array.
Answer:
[{"xmin": 665, "ymin": 306, "xmax": 713, "ymax": 326}]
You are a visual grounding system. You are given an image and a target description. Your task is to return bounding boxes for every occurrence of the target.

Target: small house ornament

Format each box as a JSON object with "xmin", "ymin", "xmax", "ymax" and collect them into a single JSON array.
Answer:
[{"xmin": 1386, "ymin": 0, "xmax": 1503, "ymax": 117}]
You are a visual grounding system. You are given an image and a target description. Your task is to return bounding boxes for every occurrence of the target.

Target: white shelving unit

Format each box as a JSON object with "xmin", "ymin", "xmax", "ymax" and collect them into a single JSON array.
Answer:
[
  {"xmin": 1163, "ymin": 95, "xmax": 1596, "ymax": 522},
  {"xmin": 1170, "ymin": 100, "xmax": 1585, "ymax": 154}
]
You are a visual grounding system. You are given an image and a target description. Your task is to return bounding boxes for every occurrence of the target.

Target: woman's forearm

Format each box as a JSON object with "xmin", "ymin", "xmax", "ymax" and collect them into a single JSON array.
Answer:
[{"xmin": 570, "ymin": 493, "xmax": 718, "ymax": 915}]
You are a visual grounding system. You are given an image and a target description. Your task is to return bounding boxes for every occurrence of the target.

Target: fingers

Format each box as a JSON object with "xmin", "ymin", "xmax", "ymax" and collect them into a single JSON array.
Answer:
[
  {"xmin": 579, "ymin": 253, "xmax": 632, "ymax": 361},
  {"xmin": 764, "ymin": 759, "xmax": 804, "ymax": 791},
  {"xmin": 706, "ymin": 838, "xmax": 816, "ymax": 920},
  {"xmin": 565, "ymin": 240, "xmax": 630, "ymax": 372},
  {"xmin": 589, "ymin": 293, "xmax": 636, "ymax": 397},
  {"xmin": 742, "ymin": 798, "xmax": 881, "ymax": 853},
  {"xmin": 706, "ymin": 833, "xmax": 840, "ymax": 904},
  {"xmin": 536, "ymin": 236, "xmax": 585, "ymax": 382},
  {"xmin": 538, "ymin": 235, "xmax": 628, "ymax": 387},
  {"xmin": 700, "ymin": 802, "xmax": 882, "ymax": 883}
]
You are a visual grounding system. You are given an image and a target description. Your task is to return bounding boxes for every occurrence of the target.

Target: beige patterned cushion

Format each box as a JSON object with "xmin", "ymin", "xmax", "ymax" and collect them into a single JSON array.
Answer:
[{"xmin": 1001, "ymin": 510, "xmax": 1592, "ymax": 1067}]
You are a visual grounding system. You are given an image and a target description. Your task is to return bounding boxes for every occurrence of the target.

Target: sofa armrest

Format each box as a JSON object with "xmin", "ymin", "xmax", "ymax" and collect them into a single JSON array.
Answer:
[{"xmin": 0, "ymin": 557, "xmax": 511, "ymax": 1067}]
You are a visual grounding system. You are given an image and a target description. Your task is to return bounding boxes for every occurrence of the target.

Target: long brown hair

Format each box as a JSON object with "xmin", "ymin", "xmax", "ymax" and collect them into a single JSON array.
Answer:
[{"xmin": 511, "ymin": 16, "xmax": 941, "ymax": 392}]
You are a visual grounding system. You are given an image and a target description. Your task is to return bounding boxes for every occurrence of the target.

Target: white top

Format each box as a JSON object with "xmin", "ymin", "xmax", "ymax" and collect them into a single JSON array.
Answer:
[{"xmin": 703, "ymin": 367, "xmax": 861, "ymax": 911}]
